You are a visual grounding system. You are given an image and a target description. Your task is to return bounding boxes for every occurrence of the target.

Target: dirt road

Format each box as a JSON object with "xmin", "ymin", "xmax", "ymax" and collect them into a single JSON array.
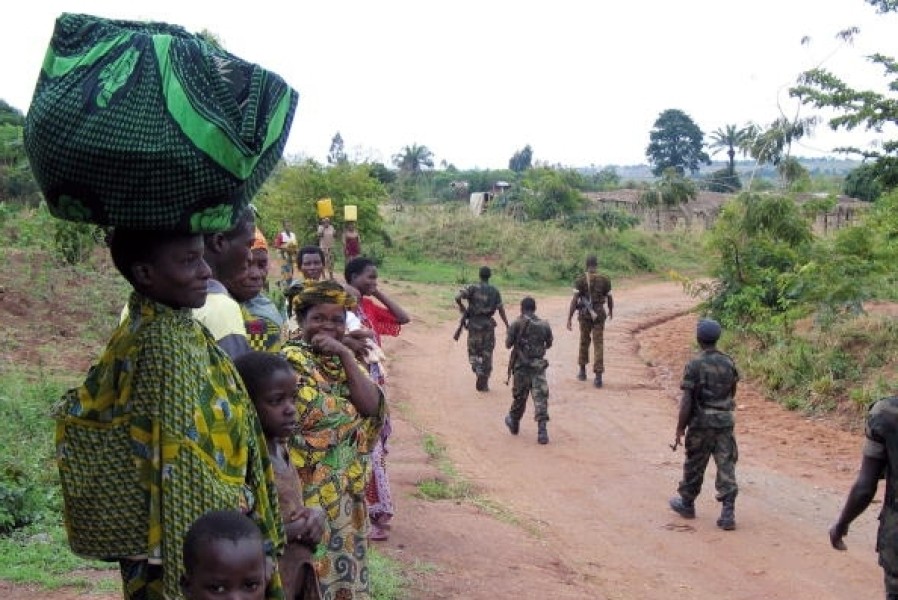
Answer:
[
  {"xmin": 381, "ymin": 278, "xmax": 882, "ymax": 599},
  {"xmin": 1, "ymin": 279, "xmax": 884, "ymax": 599}
]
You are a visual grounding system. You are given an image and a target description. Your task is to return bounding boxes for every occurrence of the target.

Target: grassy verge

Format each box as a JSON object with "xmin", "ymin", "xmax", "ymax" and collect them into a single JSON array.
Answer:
[
  {"xmin": 413, "ymin": 434, "xmax": 534, "ymax": 535},
  {"xmin": 0, "ymin": 371, "xmax": 118, "ymax": 592},
  {"xmin": 378, "ymin": 203, "xmax": 710, "ymax": 288},
  {"xmin": 729, "ymin": 312, "xmax": 898, "ymax": 419}
]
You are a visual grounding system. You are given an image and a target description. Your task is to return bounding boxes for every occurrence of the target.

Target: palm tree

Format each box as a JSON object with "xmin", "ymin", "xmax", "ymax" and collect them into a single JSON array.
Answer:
[
  {"xmin": 741, "ymin": 117, "xmax": 817, "ymax": 167},
  {"xmin": 391, "ymin": 144, "xmax": 435, "ymax": 176},
  {"xmin": 708, "ymin": 124, "xmax": 750, "ymax": 176}
]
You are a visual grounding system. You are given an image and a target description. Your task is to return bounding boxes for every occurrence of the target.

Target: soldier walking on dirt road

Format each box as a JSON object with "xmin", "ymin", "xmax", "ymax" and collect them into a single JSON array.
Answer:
[
  {"xmin": 669, "ymin": 318, "xmax": 740, "ymax": 531},
  {"xmin": 566, "ymin": 255, "xmax": 613, "ymax": 388},
  {"xmin": 504, "ymin": 297, "xmax": 554, "ymax": 444},
  {"xmin": 455, "ymin": 266, "xmax": 509, "ymax": 392}
]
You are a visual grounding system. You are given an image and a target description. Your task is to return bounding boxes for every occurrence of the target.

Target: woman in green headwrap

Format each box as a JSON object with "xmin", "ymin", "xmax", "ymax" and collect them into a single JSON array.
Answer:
[{"xmin": 280, "ymin": 280, "xmax": 384, "ymax": 599}]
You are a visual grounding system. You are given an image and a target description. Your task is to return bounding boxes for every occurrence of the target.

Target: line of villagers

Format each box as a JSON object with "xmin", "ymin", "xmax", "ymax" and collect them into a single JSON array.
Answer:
[
  {"xmin": 32, "ymin": 13, "xmax": 898, "ymax": 600},
  {"xmin": 25, "ymin": 13, "xmax": 409, "ymax": 600}
]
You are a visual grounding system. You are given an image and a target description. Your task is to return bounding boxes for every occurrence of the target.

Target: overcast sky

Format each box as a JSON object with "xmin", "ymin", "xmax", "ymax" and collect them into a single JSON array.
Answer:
[{"xmin": 3, "ymin": 1, "xmax": 897, "ymax": 169}]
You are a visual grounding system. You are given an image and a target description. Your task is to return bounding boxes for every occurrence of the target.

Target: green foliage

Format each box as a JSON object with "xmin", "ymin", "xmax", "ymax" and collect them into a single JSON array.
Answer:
[
  {"xmin": 645, "ymin": 109, "xmax": 710, "ymax": 176},
  {"xmin": 741, "ymin": 117, "xmax": 816, "ymax": 169},
  {"xmin": 792, "ymin": 6, "xmax": 898, "ymax": 189},
  {"xmin": 367, "ymin": 162, "xmax": 397, "ymax": 185},
  {"xmin": 369, "ymin": 548, "xmax": 406, "ymax": 600},
  {"xmin": 1, "ymin": 201, "xmax": 56, "ymax": 249},
  {"xmin": 704, "ymin": 168, "xmax": 742, "ymax": 193},
  {"xmin": 383, "ymin": 203, "xmax": 706, "ymax": 288},
  {"xmin": 0, "ymin": 524, "xmax": 117, "ymax": 590},
  {"xmin": 708, "ymin": 124, "xmax": 751, "ymax": 175},
  {"xmin": 0, "ymin": 373, "xmax": 65, "ymax": 533},
  {"xmin": 509, "ymin": 145, "xmax": 533, "ymax": 172},
  {"xmin": 254, "ymin": 160, "xmax": 389, "ymax": 246},
  {"xmin": 392, "ymin": 144, "xmax": 434, "ymax": 176},
  {"xmin": 843, "ymin": 163, "xmax": 882, "ymax": 201},
  {"xmin": 703, "ymin": 193, "xmax": 814, "ymax": 341},
  {"xmin": 53, "ymin": 220, "xmax": 102, "ymax": 265},
  {"xmin": 517, "ymin": 167, "xmax": 585, "ymax": 220},
  {"xmin": 644, "ymin": 168, "xmax": 697, "ymax": 208},
  {"xmin": 694, "ymin": 187, "xmax": 898, "ymax": 414},
  {"xmin": 591, "ymin": 166, "xmax": 621, "ymax": 190},
  {"xmin": 778, "ymin": 156, "xmax": 811, "ymax": 191}
]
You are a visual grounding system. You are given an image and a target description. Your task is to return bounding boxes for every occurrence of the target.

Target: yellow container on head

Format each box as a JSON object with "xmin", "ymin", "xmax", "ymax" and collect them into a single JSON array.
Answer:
[
  {"xmin": 344, "ymin": 204, "xmax": 357, "ymax": 221},
  {"xmin": 316, "ymin": 198, "xmax": 334, "ymax": 218}
]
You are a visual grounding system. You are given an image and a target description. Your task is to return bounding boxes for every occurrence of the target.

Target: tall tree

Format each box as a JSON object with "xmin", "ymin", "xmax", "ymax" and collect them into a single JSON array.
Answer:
[
  {"xmin": 741, "ymin": 116, "xmax": 815, "ymax": 168},
  {"xmin": 509, "ymin": 145, "xmax": 533, "ymax": 172},
  {"xmin": 843, "ymin": 163, "xmax": 882, "ymax": 202},
  {"xmin": 708, "ymin": 124, "xmax": 749, "ymax": 175},
  {"xmin": 391, "ymin": 143, "xmax": 434, "ymax": 176},
  {"xmin": 327, "ymin": 132, "xmax": 348, "ymax": 166},
  {"xmin": 791, "ymin": 0, "xmax": 898, "ymax": 189},
  {"xmin": 645, "ymin": 109, "xmax": 710, "ymax": 176}
]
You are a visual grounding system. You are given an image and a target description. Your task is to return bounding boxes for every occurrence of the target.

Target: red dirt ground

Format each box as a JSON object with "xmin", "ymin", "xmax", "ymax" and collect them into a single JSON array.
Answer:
[{"xmin": 1, "ymin": 278, "xmax": 885, "ymax": 599}]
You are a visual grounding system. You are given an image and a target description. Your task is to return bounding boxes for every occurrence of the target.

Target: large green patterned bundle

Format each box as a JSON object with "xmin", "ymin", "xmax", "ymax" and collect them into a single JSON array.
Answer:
[{"xmin": 24, "ymin": 13, "xmax": 298, "ymax": 233}]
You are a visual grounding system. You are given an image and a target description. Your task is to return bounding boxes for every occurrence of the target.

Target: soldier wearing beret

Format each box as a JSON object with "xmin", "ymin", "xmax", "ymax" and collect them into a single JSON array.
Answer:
[{"xmin": 669, "ymin": 318, "xmax": 740, "ymax": 531}]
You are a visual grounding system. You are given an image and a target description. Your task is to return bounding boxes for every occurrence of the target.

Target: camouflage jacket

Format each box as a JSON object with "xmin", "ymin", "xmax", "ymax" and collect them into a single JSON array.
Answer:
[
  {"xmin": 506, "ymin": 314, "xmax": 553, "ymax": 368},
  {"xmin": 458, "ymin": 282, "xmax": 503, "ymax": 329},
  {"xmin": 680, "ymin": 348, "xmax": 739, "ymax": 429}
]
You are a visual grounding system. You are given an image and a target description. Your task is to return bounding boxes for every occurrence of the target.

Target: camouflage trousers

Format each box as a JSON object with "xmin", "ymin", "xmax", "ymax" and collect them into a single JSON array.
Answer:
[
  {"xmin": 508, "ymin": 362, "xmax": 550, "ymax": 423},
  {"xmin": 677, "ymin": 427, "xmax": 738, "ymax": 502},
  {"xmin": 578, "ymin": 315, "xmax": 606, "ymax": 374},
  {"xmin": 467, "ymin": 327, "xmax": 496, "ymax": 378}
]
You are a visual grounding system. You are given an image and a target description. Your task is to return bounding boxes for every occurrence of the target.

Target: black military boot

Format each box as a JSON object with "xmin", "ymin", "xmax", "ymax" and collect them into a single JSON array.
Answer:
[
  {"xmin": 668, "ymin": 495, "xmax": 695, "ymax": 519},
  {"xmin": 537, "ymin": 421, "xmax": 549, "ymax": 445},
  {"xmin": 577, "ymin": 366, "xmax": 587, "ymax": 381},
  {"xmin": 717, "ymin": 494, "xmax": 736, "ymax": 531},
  {"xmin": 504, "ymin": 414, "xmax": 520, "ymax": 435},
  {"xmin": 594, "ymin": 373, "xmax": 603, "ymax": 388},
  {"xmin": 475, "ymin": 374, "xmax": 487, "ymax": 391}
]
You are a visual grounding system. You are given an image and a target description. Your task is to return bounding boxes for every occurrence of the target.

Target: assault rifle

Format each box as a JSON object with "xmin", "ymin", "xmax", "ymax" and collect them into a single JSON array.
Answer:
[
  {"xmin": 577, "ymin": 295, "xmax": 599, "ymax": 321},
  {"xmin": 452, "ymin": 311, "xmax": 468, "ymax": 341},
  {"xmin": 505, "ymin": 319, "xmax": 531, "ymax": 385}
]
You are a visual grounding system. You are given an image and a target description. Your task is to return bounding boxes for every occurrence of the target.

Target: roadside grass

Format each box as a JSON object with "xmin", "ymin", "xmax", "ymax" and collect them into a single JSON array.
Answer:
[
  {"xmin": 729, "ymin": 311, "xmax": 898, "ymax": 419},
  {"xmin": 369, "ymin": 547, "xmax": 407, "ymax": 600},
  {"xmin": 0, "ymin": 371, "xmax": 119, "ymax": 592},
  {"xmin": 414, "ymin": 434, "xmax": 535, "ymax": 535},
  {"xmin": 0, "ymin": 523, "xmax": 118, "ymax": 591},
  {"xmin": 380, "ymin": 203, "xmax": 710, "ymax": 289}
]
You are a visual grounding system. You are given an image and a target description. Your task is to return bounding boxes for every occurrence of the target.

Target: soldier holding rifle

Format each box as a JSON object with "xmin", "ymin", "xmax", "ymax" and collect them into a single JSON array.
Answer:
[
  {"xmin": 455, "ymin": 266, "xmax": 509, "ymax": 392},
  {"xmin": 503, "ymin": 297, "xmax": 553, "ymax": 445}
]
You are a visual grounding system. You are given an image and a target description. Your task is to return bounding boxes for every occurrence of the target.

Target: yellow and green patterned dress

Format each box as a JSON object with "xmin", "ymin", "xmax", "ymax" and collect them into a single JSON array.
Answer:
[
  {"xmin": 54, "ymin": 292, "xmax": 284, "ymax": 600},
  {"xmin": 281, "ymin": 340, "xmax": 384, "ymax": 600}
]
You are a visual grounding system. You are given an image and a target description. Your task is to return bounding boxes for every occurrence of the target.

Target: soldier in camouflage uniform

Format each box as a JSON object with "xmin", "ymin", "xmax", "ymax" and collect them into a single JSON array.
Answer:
[
  {"xmin": 669, "ymin": 319, "xmax": 740, "ymax": 530},
  {"xmin": 504, "ymin": 297, "xmax": 554, "ymax": 444},
  {"xmin": 455, "ymin": 266, "xmax": 509, "ymax": 391},
  {"xmin": 830, "ymin": 396, "xmax": 898, "ymax": 599},
  {"xmin": 566, "ymin": 255, "xmax": 613, "ymax": 388}
]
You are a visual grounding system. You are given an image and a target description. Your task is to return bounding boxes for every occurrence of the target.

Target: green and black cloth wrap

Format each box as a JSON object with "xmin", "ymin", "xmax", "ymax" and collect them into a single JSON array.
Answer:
[{"xmin": 24, "ymin": 13, "xmax": 299, "ymax": 233}]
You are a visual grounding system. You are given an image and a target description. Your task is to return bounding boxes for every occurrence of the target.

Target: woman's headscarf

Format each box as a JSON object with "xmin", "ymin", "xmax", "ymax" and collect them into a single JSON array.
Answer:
[
  {"xmin": 291, "ymin": 280, "xmax": 357, "ymax": 317},
  {"xmin": 251, "ymin": 228, "xmax": 268, "ymax": 252}
]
